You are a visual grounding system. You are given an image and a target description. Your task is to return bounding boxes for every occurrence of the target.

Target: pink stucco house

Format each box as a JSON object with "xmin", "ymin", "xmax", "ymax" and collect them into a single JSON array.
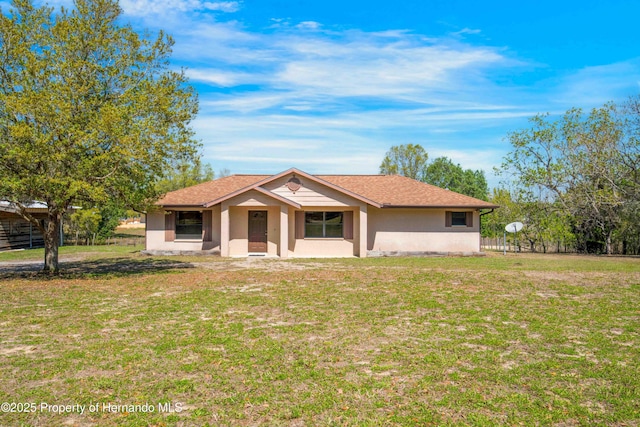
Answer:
[{"xmin": 145, "ymin": 168, "xmax": 498, "ymax": 257}]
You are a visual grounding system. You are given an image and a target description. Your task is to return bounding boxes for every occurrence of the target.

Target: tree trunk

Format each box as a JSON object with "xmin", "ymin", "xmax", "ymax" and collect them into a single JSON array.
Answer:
[
  {"xmin": 606, "ymin": 230, "xmax": 613, "ymax": 255},
  {"xmin": 43, "ymin": 213, "xmax": 61, "ymax": 274}
]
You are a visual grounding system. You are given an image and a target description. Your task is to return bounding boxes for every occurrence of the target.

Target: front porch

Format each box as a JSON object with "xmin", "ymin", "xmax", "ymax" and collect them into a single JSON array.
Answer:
[{"xmin": 221, "ymin": 201, "xmax": 368, "ymax": 258}]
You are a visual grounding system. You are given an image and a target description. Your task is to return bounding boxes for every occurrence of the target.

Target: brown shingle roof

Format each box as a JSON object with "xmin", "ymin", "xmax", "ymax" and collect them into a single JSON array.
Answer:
[
  {"xmin": 158, "ymin": 174, "xmax": 268, "ymax": 206},
  {"xmin": 318, "ymin": 175, "xmax": 498, "ymax": 208},
  {"xmin": 157, "ymin": 169, "xmax": 498, "ymax": 209}
]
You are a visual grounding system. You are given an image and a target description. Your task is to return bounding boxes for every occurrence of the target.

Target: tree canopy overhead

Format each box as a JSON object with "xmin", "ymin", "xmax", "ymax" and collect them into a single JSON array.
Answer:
[{"xmin": 0, "ymin": 0, "xmax": 199, "ymax": 272}]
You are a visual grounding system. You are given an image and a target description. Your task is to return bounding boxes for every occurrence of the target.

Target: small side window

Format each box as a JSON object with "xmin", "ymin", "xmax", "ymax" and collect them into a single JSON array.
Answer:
[
  {"xmin": 446, "ymin": 211, "xmax": 473, "ymax": 228},
  {"xmin": 451, "ymin": 212, "xmax": 467, "ymax": 226}
]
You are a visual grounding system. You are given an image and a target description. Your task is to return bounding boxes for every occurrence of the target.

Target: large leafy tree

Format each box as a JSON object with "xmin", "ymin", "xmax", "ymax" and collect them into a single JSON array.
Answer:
[
  {"xmin": 379, "ymin": 143, "xmax": 428, "ymax": 180},
  {"xmin": 379, "ymin": 144, "xmax": 489, "ymax": 200},
  {"xmin": 423, "ymin": 156, "xmax": 489, "ymax": 200},
  {"xmin": 0, "ymin": 0, "xmax": 199, "ymax": 273},
  {"xmin": 483, "ymin": 188, "xmax": 574, "ymax": 252},
  {"xmin": 500, "ymin": 102, "xmax": 638, "ymax": 254},
  {"xmin": 156, "ymin": 157, "xmax": 215, "ymax": 194}
]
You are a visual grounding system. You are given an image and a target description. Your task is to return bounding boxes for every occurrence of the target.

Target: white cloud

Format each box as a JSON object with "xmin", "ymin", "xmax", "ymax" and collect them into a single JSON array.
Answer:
[
  {"xmin": 428, "ymin": 148, "xmax": 505, "ymax": 175},
  {"xmin": 273, "ymin": 45, "xmax": 503, "ymax": 97},
  {"xmin": 119, "ymin": 0, "xmax": 240, "ymax": 17},
  {"xmin": 552, "ymin": 59, "xmax": 640, "ymax": 108},
  {"xmin": 296, "ymin": 21, "xmax": 322, "ymax": 30},
  {"xmin": 178, "ymin": 25, "xmax": 510, "ymax": 110},
  {"xmin": 185, "ymin": 68, "xmax": 255, "ymax": 86},
  {"xmin": 202, "ymin": 1, "xmax": 240, "ymax": 12},
  {"xmin": 451, "ymin": 28, "xmax": 482, "ymax": 36},
  {"xmin": 29, "ymin": 1, "xmax": 640, "ymax": 184}
]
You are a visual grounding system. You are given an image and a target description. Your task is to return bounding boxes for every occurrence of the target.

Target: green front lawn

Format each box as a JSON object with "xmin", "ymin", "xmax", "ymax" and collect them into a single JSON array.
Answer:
[
  {"xmin": 0, "ymin": 254, "xmax": 638, "ymax": 426},
  {"xmin": 0, "ymin": 244, "xmax": 144, "ymax": 263}
]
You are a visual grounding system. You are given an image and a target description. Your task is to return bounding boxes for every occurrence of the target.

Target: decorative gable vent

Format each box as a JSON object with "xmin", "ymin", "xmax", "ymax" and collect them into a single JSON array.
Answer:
[{"xmin": 285, "ymin": 176, "xmax": 302, "ymax": 193}]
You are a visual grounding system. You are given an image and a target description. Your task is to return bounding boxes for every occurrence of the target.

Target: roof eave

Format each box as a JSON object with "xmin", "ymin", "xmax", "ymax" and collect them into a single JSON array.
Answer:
[
  {"xmin": 381, "ymin": 204, "xmax": 500, "ymax": 209},
  {"xmin": 202, "ymin": 185, "xmax": 302, "ymax": 209},
  {"xmin": 159, "ymin": 204, "xmax": 207, "ymax": 209}
]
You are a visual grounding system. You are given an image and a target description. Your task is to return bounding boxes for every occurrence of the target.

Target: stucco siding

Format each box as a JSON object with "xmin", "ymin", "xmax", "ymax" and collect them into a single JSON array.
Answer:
[
  {"xmin": 289, "ymin": 205, "xmax": 362, "ymax": 258},
  {"xmin": 367, "ymin": 207, "xmax": 480, "ymax": 253},
  {"xmin": 291, "ymin": 238, "xmax": 355, "ymax": 257},
  {"xmin": 145, "ymin": 208, "xmax": 220, "ymax": 252},
  {"xmin": 210, "ymin": 205, "xmax": 222, "ymax": 249}
]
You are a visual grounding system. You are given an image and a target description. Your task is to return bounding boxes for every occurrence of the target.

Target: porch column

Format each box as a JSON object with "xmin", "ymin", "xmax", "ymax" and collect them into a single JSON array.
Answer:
[
  {"xmin": 279, "ymin": 205, "xmax": 288, "ymax": 258},
  {"xmin": 221, "ymin": 202, "xmax": 230, "ymax": 257},
  {"xmin": 359, "ymin": 204, "xmax": 368, "ymax": 258}
]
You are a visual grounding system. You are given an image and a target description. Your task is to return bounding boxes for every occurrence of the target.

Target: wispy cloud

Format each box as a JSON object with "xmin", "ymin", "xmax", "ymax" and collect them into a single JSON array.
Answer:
[
  {"xmin": 296, "ymin": 21, "xmax": 322, "ymax": 30},
  {"xmin": 145, "ymin": 16, "xmax": 540, "ymax": 182},
  {"xmin": 552, "ymin": 59, "xmax": 640, "ymax": 108},
  {"xmin": 451, "ymin": 28, "xmax": 482, "ymax": 36},
  {"xmin": 181, "ymin": 26, "xmax": 512, "ymax": 105},
  {"xmin": 120, "ymin": 0, "xmax": 240, "ymax": 16},
  {"xmin": 185, "ymin": 68, "xmax": 255, "ymax": 87},
  {"xmin": 30, "ymin": 1, "xmax": 640, "ymax": 185}
]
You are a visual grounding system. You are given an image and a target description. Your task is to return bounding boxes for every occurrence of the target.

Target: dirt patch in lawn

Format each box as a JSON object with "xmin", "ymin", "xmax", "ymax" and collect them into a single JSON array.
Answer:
[{"xmin": 191, "ymin": 258, "xmax": 340, "ymax": 272}]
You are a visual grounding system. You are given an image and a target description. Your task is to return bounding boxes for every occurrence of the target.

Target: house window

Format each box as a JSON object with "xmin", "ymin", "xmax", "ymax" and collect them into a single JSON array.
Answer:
[
  {"xmin": 451, "ymin": 212, "xmax": 467, "ymax": 226},
  {"xmin": 305, "ymin": 212, "xmax": 343, "ymax": 238},
  {"xmin": 175, "ymin": 211, "xmax": 202, "ymax": 239},
  {"xmin": 446, "ymin": 211, "xmax": 473, "ymax": 228}
]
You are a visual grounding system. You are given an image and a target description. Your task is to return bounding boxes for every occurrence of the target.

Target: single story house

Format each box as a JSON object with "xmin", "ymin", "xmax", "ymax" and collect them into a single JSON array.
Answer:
[{"xmin": 145, "ymin": 168, "xmax": 499, "ymax": 258}]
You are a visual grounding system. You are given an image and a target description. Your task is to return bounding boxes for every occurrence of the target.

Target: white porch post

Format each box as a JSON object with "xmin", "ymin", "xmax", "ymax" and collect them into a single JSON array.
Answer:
[
  {"xmin": 359, "ymin": 204, "xmax": 368, "ymax": 258},
  {"xmin": 279, "ymin": 205, "xmax": 288, "ymax": 258},
  {"xmin": 221, "ymin": 202, "xmax": 230, "ymax": 257}
]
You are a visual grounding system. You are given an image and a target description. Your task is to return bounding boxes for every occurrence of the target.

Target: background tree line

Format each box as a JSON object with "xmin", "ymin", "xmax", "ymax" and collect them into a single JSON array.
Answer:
[
  {"xmin": 490, "ymin": 97, "xmax": 639, "ymax": 255},
  {"xmin": 378, "ymin": 96, "xmax": 640, "ymax": 255},
  {"xmin": 379, "ymin": 143, "xmax": 489, "ymax": 201}
]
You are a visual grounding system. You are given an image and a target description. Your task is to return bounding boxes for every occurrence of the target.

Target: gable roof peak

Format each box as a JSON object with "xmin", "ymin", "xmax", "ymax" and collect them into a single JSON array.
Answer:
[{"xmin": 157, "ymin": 168, "xmax": 498, "ymax": 209}]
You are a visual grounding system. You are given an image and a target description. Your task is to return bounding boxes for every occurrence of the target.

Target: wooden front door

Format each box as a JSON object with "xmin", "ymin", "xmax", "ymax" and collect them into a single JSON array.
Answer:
[{"xmin": 248, "ymin": 211, "xmax": 268, "ymax": 253}]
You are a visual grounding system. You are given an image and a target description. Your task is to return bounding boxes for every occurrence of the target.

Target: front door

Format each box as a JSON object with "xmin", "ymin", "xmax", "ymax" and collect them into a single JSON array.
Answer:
[{"xmin": 248, "ymin": 211, "xmax": 268, "ymax": 253}]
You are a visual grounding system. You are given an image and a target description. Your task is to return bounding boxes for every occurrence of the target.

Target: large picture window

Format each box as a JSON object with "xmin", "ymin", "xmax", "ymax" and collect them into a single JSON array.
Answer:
[
  {"xmin": 175, "ymin": 211, "xmax": 202, "ymax": 239},
  {"xmin": 305, "ymin": 212, "xmax": 343, "ymax": 238}
]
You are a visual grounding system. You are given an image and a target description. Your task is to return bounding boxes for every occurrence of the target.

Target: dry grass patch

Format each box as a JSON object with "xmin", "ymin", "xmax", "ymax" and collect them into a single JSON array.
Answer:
[{"xmin": 0, "ymin": 253, "xmax": 638, "ymax": 426}]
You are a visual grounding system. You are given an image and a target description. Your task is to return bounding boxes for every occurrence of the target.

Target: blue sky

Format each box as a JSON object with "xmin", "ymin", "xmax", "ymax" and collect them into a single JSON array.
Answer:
[{"xmin": 35, "ymin": 0, "xmax": 640, "ymax": 187}]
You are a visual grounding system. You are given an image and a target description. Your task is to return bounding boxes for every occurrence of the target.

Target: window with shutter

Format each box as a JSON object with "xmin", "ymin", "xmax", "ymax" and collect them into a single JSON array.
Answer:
[
  {"xmin": 445, "ymin": 211, "xmax": 473, "ymax": 228},
  {"xmin": 295, "ymin": 211, "xmax": 352, "ymax": 239}
]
